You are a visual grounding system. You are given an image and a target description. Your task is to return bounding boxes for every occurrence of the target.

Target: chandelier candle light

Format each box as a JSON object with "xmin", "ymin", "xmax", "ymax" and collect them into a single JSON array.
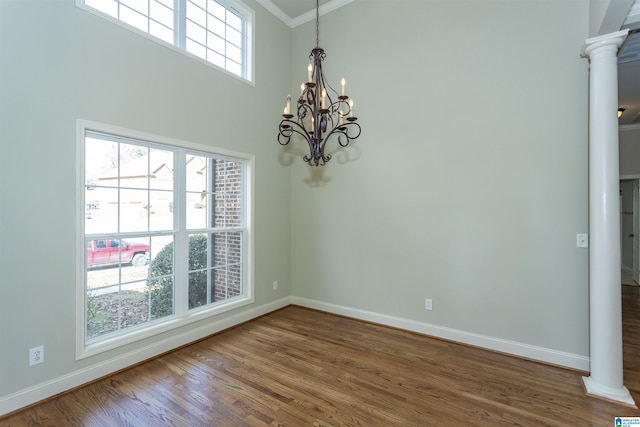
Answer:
[{"xmin": 277, "ymin": 0, "xmax": 361, "ymax": 166}]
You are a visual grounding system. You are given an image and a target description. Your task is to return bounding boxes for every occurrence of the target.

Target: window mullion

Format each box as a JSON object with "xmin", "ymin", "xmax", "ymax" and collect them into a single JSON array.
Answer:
[
  {"xmin": 174, "ymin": 0, "xmax": 187, "ymax": 49},
  {"xmin": 173, "ymin": 149, "xmax": 189, "ymax": 316},
  {"xmin": 207, "ymin": 158, "xmax": 215, "ymax": 304},
  {"xmin": 242, "ymin": 12, "xmax": 248, "ymax": 79}
]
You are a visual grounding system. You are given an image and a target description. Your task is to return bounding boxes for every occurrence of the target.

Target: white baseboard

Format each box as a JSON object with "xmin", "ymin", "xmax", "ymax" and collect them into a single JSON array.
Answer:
[
  {"xmin": 0, "ymin": 297, "xmax": 293, "ymax": 417},
  {"xmin": 291, "ymin": 296, "xmax": 590, "ymax": 371},
  {"xmin": 1, "ymin": 296, "xmax": 590, "ymax": 417}
]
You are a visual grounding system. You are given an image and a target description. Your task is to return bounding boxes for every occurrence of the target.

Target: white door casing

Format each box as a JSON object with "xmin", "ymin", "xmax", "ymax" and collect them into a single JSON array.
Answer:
[{"xmin": 634, "ymin": 180, "xmax": 640, "ymax": 283}]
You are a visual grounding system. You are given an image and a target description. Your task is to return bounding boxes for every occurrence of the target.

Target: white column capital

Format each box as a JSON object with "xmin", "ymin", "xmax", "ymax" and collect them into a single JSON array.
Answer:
[{"xmin": 582, "ymin": 29, "xmax": 629, "ymax": 58}]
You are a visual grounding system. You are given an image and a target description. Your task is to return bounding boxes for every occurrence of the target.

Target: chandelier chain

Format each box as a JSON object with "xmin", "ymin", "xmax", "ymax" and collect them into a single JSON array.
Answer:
[{"xmin": 316, "ymin": 0, "xmax": 320, "ymax": 48}]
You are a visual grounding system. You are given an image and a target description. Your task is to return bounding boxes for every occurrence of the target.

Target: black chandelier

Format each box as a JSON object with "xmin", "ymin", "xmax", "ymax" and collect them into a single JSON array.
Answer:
[{"xmin": 277, "ymin": 0, "xmax": 361, "ymax": 167}]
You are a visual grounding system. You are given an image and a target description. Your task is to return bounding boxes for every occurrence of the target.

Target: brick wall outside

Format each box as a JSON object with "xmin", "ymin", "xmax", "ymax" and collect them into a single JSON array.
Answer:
[{"xmin": 212, "ymin": 159, "xmax": 243, "ymax": 301}]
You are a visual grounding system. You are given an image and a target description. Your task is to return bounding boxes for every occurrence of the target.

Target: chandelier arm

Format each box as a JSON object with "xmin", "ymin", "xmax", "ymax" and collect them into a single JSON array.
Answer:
[
  {"xmin": 304, "ymin": 144, "xmax": 331, "ymax": 166},
  {"xmin": 302, "ymin": 86, "xmax": 316, "ymax": 110},
  {"xmin": 278, "ymin": 118, "xmax": 311, "ymax": 146},
  {"xmin": 337, "ymin": 122, "xmax": 362, "ymax": 147},
  {"xmin": 297, "ymin": 98, "xmax": 315, "ymax": 121},
  {"xmin": 320, "ymin": 70, "xmax": 340, "ymax": 101},
  {"xmin": 328, "ymin": 98, "xmax": 351, "ymax": 117},
  {"xmin": 321, "ymin": 121, "xmax": 361, "ymax": 148},
  {"xmin": 313, "ymin": 56, "xmax": 341, "ymax": 107}
]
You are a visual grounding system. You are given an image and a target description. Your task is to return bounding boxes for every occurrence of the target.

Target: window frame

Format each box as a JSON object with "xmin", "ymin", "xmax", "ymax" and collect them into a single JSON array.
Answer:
[
  {"xmin": 76, "ymin": 0, "xmax": 255, "ymax": 84},
  {"xmin": 76, "ymin": 119, "xmax": 255, "ymax": 360}
]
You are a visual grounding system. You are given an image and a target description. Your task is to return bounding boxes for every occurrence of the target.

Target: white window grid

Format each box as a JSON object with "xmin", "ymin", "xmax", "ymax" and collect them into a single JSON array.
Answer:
[
  {"xmin": 185, "ymin": 0, "xmax": 244, "ymax": 77},
  {"xmin": 77, "ymin": 121, "xmax": 253, "ymax": 359}
]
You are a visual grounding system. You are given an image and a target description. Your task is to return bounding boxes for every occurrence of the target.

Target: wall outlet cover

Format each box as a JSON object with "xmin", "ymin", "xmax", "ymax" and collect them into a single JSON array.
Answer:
[{"xmin": 29, "ymin": 346, "xmax": 44, "ymax": 366}]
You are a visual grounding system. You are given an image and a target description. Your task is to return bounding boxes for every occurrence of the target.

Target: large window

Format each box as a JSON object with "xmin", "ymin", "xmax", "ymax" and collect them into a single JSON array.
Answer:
[
  {"xmin": 78, "ymin": 0, "xmax": 253, "ymax": 81},
  {"xmin": 77, "ymin": 121, "xmax": 253, "ymax": 357}
]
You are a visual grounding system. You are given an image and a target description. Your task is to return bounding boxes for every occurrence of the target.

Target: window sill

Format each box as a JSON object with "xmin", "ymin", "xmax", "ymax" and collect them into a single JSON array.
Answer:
[{"xmin": 77, "ymin": 295, "xmax": 254, "ymax": 360}]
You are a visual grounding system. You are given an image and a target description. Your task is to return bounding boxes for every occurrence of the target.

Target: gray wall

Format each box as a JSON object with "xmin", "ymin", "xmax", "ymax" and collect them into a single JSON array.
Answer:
[
  {"xmin": 0, "ymin": 0, "xmax": 291, "ymax": 402},
  {"xmin": 289, "ymin": 0, "xmax": 591, "ymax": 356},
  {"xmin": 620, "ymin": 127, "xmax": 640, "ymax": 176},
  {"xmin": 620, "ymin": 180, "xmax": 634, "ymax": 269}
]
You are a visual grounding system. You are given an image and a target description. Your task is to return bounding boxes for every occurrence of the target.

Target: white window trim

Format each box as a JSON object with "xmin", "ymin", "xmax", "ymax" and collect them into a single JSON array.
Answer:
[
  {"xmin": 75, "ymin": 119, "xmax": 255, "ymax": 360},
  {"xmin": 75, "ymin": 0, "xmax": 255, "ymax": 86}
]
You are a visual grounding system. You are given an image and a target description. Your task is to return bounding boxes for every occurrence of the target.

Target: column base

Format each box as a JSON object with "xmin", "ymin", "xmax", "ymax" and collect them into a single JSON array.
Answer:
[{"xmin": 583, "ymin": 376, "xmax": 636, "ymax": 407}]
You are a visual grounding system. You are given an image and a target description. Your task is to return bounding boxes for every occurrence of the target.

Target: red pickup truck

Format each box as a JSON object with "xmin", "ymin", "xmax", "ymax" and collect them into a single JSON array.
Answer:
[{"xmin": 87, "ymin": 239, "xmax": 150, "ymax": 267}]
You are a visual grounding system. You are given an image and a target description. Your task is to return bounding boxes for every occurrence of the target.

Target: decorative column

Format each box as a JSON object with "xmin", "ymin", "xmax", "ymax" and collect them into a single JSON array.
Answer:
[{"xmin": 582, "ymin": 29, "xmax": 634, "ymax": 406}]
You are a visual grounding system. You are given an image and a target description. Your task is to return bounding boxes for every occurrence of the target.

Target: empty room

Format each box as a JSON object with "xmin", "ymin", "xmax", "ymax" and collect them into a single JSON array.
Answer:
[{"xmin": 3, "ymin": 0, "xmax": 640, "ymax": 425}]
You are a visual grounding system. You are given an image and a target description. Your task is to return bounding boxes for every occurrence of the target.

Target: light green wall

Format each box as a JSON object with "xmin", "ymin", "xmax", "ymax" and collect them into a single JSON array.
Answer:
[
  {"xmin": 590, "ymin": 0, "xmax": 611, "ymax": 36},
  {"xmin": 289, "ymin": 0, "xmax": 591, "ymax": 355},
  {"xmin": 0, "ymin": 0, "xmax": 291, "ymax": 398},
  {"xmin": 0, "ymin": 0, "xmax": 595, "ymax": 412}
]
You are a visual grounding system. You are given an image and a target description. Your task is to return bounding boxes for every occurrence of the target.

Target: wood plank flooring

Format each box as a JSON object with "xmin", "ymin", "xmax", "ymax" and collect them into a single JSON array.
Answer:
[{"xmin": 5, "ymin": 291, "xmax": 640, "ymax": 426}]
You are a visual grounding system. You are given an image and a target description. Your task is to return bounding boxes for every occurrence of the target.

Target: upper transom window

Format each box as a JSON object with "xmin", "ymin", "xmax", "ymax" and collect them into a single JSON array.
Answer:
[{"xmin": 78, "ymin": 0, "xmax": 253, "ymax": 81}]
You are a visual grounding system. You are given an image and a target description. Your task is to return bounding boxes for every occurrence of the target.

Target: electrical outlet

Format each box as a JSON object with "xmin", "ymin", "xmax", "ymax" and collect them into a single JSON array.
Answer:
[
  {"xmin": 273, "ymin": 280, "xmax": 278, "ymax": 290},
  {"xmin": 29, "ymin": 346, "xmax": 44, "ymax": 366},
  {"xmin": 425, "ymin": 298, "xmax": 433, "ymax": 311}
]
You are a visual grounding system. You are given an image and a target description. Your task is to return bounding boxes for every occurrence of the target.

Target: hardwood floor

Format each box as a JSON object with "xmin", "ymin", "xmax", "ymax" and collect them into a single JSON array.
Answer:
[{"xmin": 5, "ymin": 295, "xmax": 640, "ymax": 426}]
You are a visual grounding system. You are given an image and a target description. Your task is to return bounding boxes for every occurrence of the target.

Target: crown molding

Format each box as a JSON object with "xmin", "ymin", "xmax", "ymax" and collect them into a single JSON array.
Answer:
[
  {"xmin": 255, "ymin": 0, "xmax": 354, "ymax": 28},
  {"xmin": 291, "ymin": 0, "xmax": 354, "ymax": 28},
  {"xmin": 254, "ymin": 0, "xmax": 295, "ymax": 27}
]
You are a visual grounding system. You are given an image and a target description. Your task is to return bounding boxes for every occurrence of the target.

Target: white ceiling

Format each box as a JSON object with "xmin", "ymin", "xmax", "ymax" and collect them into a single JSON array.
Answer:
[
  {"xmin": 265, "ymin": 0, "xmax": 329, "ymax": 21},
  {"xmin": 254, "ymin": 0, "xmax": 352, "ymax": 27},
  {"xmin": 625, "ymin": 0, "xmax": 640, "ymax": 26}
]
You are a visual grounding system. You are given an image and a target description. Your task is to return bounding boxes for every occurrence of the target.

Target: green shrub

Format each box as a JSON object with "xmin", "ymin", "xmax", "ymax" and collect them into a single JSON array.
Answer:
[
  {"xmin": 187, "ymin": 234, "xmax": 209, "ymax": 310},
  {"xmin": 149, "ymin": 234, "xmax": 209, "ymax": 318}
]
